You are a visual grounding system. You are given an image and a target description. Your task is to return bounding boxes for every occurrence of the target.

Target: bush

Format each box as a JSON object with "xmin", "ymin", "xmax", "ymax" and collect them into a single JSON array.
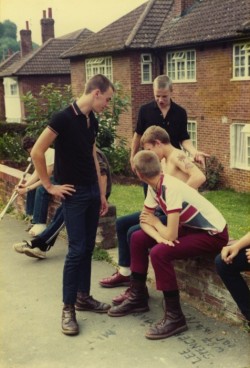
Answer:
[
  {"xmin": 0, "ymin": 122, "xmax": 27, "ymax": 136},
  {"xmin": 201, "ymin": 155, "xmax": 224, "ymax": 191},
  {"xmin": 0, "ymin": 132, "xmax": 27, "ymax": 164}
]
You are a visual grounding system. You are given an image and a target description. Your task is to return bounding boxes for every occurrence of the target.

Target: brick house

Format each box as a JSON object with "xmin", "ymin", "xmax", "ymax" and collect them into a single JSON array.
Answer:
[
  {"xmin": 62, "ymin": 0, "xmax": 250, "ymax": 192},
  {"xmin": 0, "ymin": 8, "xmax": 93, "ymax": 123}
]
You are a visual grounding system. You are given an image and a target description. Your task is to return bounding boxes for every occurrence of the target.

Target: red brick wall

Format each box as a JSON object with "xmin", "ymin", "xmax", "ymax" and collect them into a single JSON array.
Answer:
[
  {"xmin": 18, "ymin": 75, "xmax": 71, "ymax": 121},
  {"xmin": 69, "ymin": 46, "xmax": 249, "ymax": 192}
]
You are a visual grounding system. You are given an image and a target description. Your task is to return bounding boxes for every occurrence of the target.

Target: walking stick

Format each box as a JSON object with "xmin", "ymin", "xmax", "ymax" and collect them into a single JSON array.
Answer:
[{"xmin": 0, "ymin": 157, "xmax": 32, "ymax": 221}]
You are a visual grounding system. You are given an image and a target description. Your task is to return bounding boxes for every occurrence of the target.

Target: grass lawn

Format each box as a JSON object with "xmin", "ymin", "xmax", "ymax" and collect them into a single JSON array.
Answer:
[{"xmin": 109, "ymin": 184, "xmax": 250, "ymax": 239}]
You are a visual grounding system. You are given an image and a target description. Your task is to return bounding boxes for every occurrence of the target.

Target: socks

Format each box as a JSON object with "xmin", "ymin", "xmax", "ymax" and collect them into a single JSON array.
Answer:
[{"xmin": 119, "ymin": 266, "xmax": 131, "ymax": 277}]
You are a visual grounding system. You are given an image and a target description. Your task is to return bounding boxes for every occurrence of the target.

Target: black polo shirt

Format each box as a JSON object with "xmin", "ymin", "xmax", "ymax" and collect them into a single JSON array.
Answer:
[
  {"xmin": 48, "ymin": 101, "xmax": 98, "ymax": 185},
  {"xmin": 135, "ymin": 100, "xmax": 190, "ymax": 149}
]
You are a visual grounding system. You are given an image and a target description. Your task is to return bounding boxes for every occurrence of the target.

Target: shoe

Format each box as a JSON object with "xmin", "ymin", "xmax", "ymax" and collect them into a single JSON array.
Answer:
[
  {"xmin": 145, "ymin": 295, "xmax": 188, "ymax": 340},
  {"xmin": 112, "ymin": 286, "xmax": 150, "ymax": 305},
  {"xmin": 75, "ymin": 294, "xmax": 111, "ymax": 313},
  {"xmin": 24, "ymin": 247, "xmax": 46, "ymax": 259},
  {"xmin": 29, "ymin": 224, "xmax": 46, "ymax": 236},
  {"xmin": 108, "ymin": 279, "xmax": 149, "ymax": 317},
  {"xmin": 62, "ymin": 305, "xmax": 79, "ymax": 336},
  {"xmin": 99, "ymin": 271, "xmax": 130, "ymax": 288},
  {"xmin": 25, "ymin": 223, "xmax": 34, "ymax": 232},
  {"xmin": 13, "ymin": 240, "xmax": 32, "ymax": 254}
]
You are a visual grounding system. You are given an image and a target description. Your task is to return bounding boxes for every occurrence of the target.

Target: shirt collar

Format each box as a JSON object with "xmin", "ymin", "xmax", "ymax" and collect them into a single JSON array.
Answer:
[{"xmin": 71, "ymin": 100, "xmax": 83, "ymax": 116}]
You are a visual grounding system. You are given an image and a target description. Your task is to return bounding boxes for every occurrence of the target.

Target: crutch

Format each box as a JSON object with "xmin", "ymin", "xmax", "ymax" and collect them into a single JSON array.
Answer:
[{"xmin": 0, "ymin": 157, "xmax": 32, "ymax": 221}]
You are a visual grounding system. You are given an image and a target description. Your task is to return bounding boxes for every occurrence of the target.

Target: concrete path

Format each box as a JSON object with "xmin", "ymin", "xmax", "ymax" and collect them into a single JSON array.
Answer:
[{"xmin": 0, "ymin": 215, "xmax": 249, "ymax": 368}]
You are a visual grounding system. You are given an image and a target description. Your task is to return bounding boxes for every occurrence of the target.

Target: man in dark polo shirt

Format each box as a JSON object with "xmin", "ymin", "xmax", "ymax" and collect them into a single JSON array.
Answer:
[
  {"xmin": 30, "ymin": 74, "xmax": 114, "ymax": 336},
  {"xmin": 130, "ymin": 74, "xmax": 209, "ymax": 170}
]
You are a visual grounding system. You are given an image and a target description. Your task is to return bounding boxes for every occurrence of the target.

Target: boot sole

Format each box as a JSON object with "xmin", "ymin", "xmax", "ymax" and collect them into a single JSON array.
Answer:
[
  {"xmin": 61, "ymin": 328, "xmax": 79, "ymax": 336},
  {"xmin": 145, "ymin": 324, "xmax": 188, "ymax": 340},
  {"xmin": 99, "ymin": 282, "xmax": 130, "ymax": 288},
  {"xmin": 108, "ymin": 306, "xmax": 149, "ymax": 317},
  {"xmin": 75, "ymin": 306, "xmax": 110, "ymax": 313}
]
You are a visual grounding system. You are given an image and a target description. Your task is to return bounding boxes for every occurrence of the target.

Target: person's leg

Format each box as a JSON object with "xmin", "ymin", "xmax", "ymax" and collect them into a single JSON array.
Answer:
[
  {"xmin": 145, "ymin": 226, "xmax": 229, "ymax": 340},
  {"xmin": 99, "ymin": 212, "xmax": 141, "ymax": 287},
  {"xmin": 108, "ymin": 230, "xmax": 154, "ymax": 317},
  {"xmin": 215, "ymin": 249, "xmax": 250, "ymax": 322},
  {"xmin": 25, "ymin": 189, "xmax": 35, "ymax": 217}
]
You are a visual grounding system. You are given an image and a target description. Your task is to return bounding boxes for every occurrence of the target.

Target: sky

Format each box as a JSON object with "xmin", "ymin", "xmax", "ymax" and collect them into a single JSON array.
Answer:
[{"xmin": 0, "ymin": 0, "xmax": 147, "ymax": 45}]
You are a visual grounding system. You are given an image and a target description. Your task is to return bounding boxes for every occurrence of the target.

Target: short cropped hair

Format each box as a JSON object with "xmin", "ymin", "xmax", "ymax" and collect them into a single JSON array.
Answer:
[
  {"xmin": 85, "ymin": 74, "xmax": 115, "ymax": 94},
  {"xmin": 133, "ymin": 151, "xmax": 161, "ymax": 178},
  {"xmin": 153, "ymin": 75, "xmax": 173, "ymax": 92},
  {"xmin": 141, "ymin": 125, "xmax": 171, "ymax": 147},
  {"xmin": 22, "ymin": 136, "xmax": 36, "ymax": 151}
]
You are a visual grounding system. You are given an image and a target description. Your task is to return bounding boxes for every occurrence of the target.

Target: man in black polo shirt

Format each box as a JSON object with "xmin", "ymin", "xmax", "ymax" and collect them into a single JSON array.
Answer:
[
  {"xmin": 130, "ymin": 74, "xmax": 209, "ymax": 169},
  {"xmin": 31, "ymin": 74, "xmax": 115, "ymax": 336}
]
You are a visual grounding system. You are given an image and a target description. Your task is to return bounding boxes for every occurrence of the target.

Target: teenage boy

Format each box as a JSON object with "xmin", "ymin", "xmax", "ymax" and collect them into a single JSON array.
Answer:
[
  {"xmin": 100, "ymin": 126, "xmax": 206, "ymax": 304},
  {"xmin": 30, "ymin": 74, "xmax": 114, "ymax": 336},
  {"xmin": 108, "ymin": 150, "xmax": 228, "ymax": 341}
]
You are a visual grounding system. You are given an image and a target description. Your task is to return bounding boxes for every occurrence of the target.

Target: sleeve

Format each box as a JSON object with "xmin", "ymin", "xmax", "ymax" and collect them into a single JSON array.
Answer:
[
  {"xmin": 44, "ymin": 148, "xmax": 55, "ymax": 167},
  {"xmin": 48, "ymin": 111, "xmax": 66, "ymax": 136},
  {"xmin": 144, "ymin": 186, "xmax": 158, "ymax": 210},
  {"xmin": 135, "ymin": 105, "xmax": 145, "ymax": 136},
  {"xmin": 178, "ymin": 108, "xmax": 190, "ymax": 142}
]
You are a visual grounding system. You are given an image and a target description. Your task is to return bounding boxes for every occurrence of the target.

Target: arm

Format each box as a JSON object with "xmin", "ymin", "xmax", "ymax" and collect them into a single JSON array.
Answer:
[
  {"xmin": 130, "ymin": 133, "xmax": 141, "ymax": 171},
  {"xmin": 93, "ymin": 144, "xmax": 108, "ymax": 216},
  {"xmin": 174, "ymin": 152, "xmax": 206, "ymax": 189},
  {"xmin": 181, "ymin": 139, "xmax": 210, "ymax": 168},
  {"xmin": 31, "ymin": 127, "xmax": 75, "ymax": 199},
  {"xmin": 140, "ymin": 207, "xmax": 179, "ymax": 245},
  {"xmin": 16, "ymin": 163, "xmax": 54, "ymax": 195},
  {"xmin": 221, "ymin": 232, "xmax": 250, "ymax": 264}
]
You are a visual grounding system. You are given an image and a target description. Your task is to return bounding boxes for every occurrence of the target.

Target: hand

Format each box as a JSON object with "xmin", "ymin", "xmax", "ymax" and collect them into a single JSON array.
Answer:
[
  {"xmin": 194, "ymin": 151, "xmax": 210, "ymax": 168},
  {"xmin": 15, "ymin": 184, "xmax": 27, "ymax": 196},
  {"xmin": 221, "ymin": 245, "xmax": 239, "ymax": 264},
  {"xmin": 155, "ymin": 235, "xmax": 177, "ymax": 247},
  {"xmin": 246, "ymin": 249, "xmax": 250, "ymax": 263},
  {"xmin": 140, "ymin": 211, "xmax": 160, "ymax": 227},
  {"xmin": 99, "ymin": 195, "xmax": 108, "ymax": 216},
  {"xmin": 46, "ymin": 184, "xmax": 75, "ymax": 199}
]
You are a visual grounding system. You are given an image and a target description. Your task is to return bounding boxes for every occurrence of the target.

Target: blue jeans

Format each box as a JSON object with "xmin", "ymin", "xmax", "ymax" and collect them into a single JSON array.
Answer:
[
  {"xmin": 31, "ymin": 205, "xmax": 64, "ymax": 251},
  {"xmin": 26, "ymin": 177, "xmax": 55, "ymax": 224},
  {"xmin": 116, "ymin": 211, "xmax": 167, "ymax": 267},
  {"xmin": 215, "ymin": 248, "xmax": 250, "ymax": 321},
  {"xmin": 62, "ymin": 183, "xmax": 100, "ymax": 305}
]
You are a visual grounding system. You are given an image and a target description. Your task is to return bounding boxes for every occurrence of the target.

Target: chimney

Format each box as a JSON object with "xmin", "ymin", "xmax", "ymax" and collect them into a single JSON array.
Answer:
[
  {"xmin": 173, "ymin": 0, "xmax": 195, "ymax": 17},
  {"xmin": 20, "ymin": 21, "xmax": 33, "ymax": 57},
  {"xmin": 40, "ymin": 8, "xmax": 55, "ymax": 43}
]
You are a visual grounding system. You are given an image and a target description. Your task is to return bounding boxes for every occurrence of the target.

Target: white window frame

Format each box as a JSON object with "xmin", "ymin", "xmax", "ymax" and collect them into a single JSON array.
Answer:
[
  {"xmin": 85, "ymin": 56, "xmax": 113, "ymax": 81},
  {"xmin": 187, "ymin": 120, "xmax": 197, "ymax": 149},
  {"xmin": 166, "ymin": 50, "xmax": 196, "ymax": 82},
  {"xmin": 230, "ymin": 123, "xmax": 250, "ymax": 170},
  {"xmin": 232, "ymin": 43, "xmax": 250, "ymax": 80},
  {"xmin": 141, "ymin": 53, "xmax": 152, "ymax": 84}
]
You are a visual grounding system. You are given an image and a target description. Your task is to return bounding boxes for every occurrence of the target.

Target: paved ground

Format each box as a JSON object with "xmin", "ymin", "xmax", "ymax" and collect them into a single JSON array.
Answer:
[{"xmin": 0, "ymin": 215, "xmax": 249, "ymax": 368}]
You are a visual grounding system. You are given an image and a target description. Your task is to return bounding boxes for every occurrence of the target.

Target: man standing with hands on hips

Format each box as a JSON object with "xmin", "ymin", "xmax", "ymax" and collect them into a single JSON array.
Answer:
[{"xmin": 31, "ymin": 74, "xmax": 115, "ymax": 336}]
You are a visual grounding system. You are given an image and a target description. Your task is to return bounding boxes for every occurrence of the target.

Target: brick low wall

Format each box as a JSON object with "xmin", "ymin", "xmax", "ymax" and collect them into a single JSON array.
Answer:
[{"xmin": 1, "ymin": 164, "xmax": 249, "ymax": 324}]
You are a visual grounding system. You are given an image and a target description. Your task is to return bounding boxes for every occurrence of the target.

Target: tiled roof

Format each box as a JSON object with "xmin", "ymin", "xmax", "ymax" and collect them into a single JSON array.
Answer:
[
  {"xmin": 0, "ymin": 28, "xmax": 93, "ymax": 77},
  {"xmin": 155, "ymin": 0, "xmax": 250, "ymax": 47},
  {"xmin": 62, "ymin": 0, "xmax": 250, "ymax": 59},
  {"xmin": 61, "ymin": 2, "xmax": 150, "ymax": 58},
  {"xmin": 0, "ymin": 52, "xmax": 21, "ymax": 73}
]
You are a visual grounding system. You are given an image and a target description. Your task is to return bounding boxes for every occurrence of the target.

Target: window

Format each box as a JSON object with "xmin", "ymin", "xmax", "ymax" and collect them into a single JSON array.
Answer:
[
  {"xmin": 230, "ymin": 123, "xmax": 250, "ymax": 170},
  {"xmin": 85, "ymin": 57, "xmax": 113, "ymax": 81},
  {"xmin": 167, "ymin": 50, "xmax": 196, "ymax": 82},
  {"xmin": 10, "ymin": 83, "xmax": 18, "ymax": 95},
  {"xmin": 233, "ymin": 43, "xmax": 250, "ymax": 79},
  {"xmin": 141, "ymin": 54, "xmax": 152, "ymax": 83},
  {"xmin": 187, "ymin": 120, "xmax": 197, "ymax": 148}
]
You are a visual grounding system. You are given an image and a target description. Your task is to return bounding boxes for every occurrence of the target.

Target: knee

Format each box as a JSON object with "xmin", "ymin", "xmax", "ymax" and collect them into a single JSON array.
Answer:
[
  {"xmin": 150, "ymin": 244, "xmax": 169, "ymax": 263},
  {"xmin": 215, "ymin": 253, "xmax": 226, "ymax": 274}
]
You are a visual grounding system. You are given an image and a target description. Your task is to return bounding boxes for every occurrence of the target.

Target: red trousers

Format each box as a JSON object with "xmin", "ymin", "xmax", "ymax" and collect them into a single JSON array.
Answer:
[{"xmin": 130, "ymin": 226, "xmax": 229, "ymax": 291}]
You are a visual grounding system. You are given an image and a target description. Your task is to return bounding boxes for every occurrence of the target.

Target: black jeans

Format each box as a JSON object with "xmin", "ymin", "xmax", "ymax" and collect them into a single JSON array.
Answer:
[{"xmin": 215, "ymin": 248, "xmax": 250, "ymax": 321}]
